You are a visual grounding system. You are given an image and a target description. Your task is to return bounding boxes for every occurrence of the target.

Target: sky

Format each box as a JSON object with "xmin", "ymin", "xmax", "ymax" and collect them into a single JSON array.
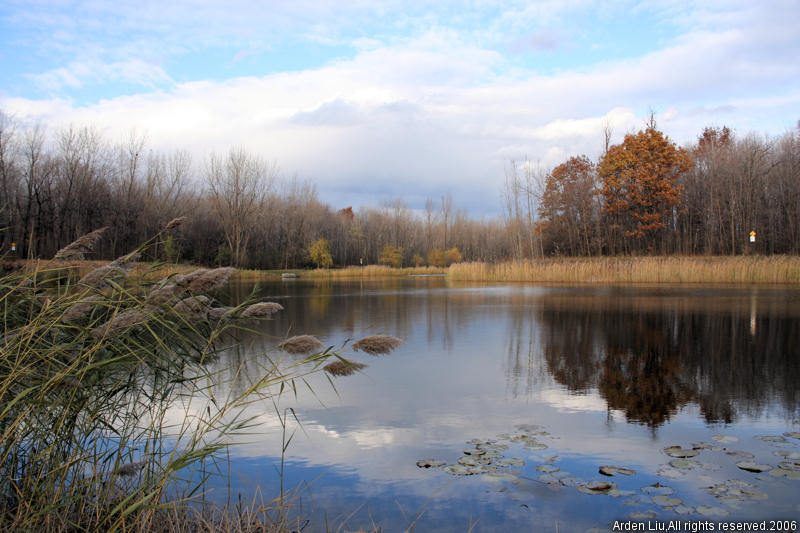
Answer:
[{"xmin": 1, "ymin": 1, "xmax": 799, "ymax": 216}]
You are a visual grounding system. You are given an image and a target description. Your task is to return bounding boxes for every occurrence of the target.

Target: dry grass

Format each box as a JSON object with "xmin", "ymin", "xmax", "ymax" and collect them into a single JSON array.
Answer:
[
  {"xmin": 352, "ymin": 335, "xmax": 404, "ymax": 356},
  {"xmin": 448, "ymin": 256, "xmax": 800, "ymax": 284}
]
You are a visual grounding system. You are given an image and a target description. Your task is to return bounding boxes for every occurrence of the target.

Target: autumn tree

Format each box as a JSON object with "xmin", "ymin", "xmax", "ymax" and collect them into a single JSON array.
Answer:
[
  {"xmin": 598, "ymin": 127, "xmax": 692, "ymax": 253},
  {"xmin": 443, "ymin": 247, "xmax": 462, "ymax": 265},
  {"xmin": 537, "ymin": 155, "xmax": 598, "ymax": 256},
  {"xmin": 308, "ymin": 237, "xmax": 333, "ymax": 268},
  {"xmin": 378, "ymin": 244, "xmax": 403, "ymax": 267}
]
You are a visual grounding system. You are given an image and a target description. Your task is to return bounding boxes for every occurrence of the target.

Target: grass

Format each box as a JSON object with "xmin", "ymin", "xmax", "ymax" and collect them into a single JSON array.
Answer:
[
  {"xmin": 0, "ymin": 228, "xmax": 342, "ymax": 532},
  {"xmin": 447, "ymin": 256, "xmax": 800, "ymax": 284}
]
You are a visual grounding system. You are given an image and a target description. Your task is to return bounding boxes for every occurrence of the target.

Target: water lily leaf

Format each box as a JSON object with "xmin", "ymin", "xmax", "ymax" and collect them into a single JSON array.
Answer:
[
  {"xmin": 468, "ymin": 464, "xmax": 498, "ymax": 474},
  {"xmin": 539, "ymin": 473, "xmax": 562, "ymax": 484},
  {"xmin": 630, "ymin": 511, "xmax": 658, "ymax": 519},
  {"xmin": 736, "ymin": 461, "xmax": 772, "ymax": 473},
  {"xmin": 536, "ymin": 465, "xmax": 559, "ymax": 473},
  {"xmin": 416, "ymin": 459, "xmax": 445, "ymax": 468},
  {"xmin": 783, "ymin": 432, "xmax": 800, "ymax": 440},
  {"xmin": 674, "ymin": 505, "xmax": 694, "ymax": 515},
  {"xmin": 696, "ymin": 505, "xmax": 729, "ymax": 517},
  {"xmin": 607, "ymin": 489, "xmax": 636, "ymax": 498},
  {"xmin": 641, "ymin": 483, "xmax": 675, "ymax": 496},
  {"xmin": 653, "ymin": 495, "xmax": 683, "ymax": 507},
  {"xmin": 523, "ymin": 441, "xmax": 548, "ymax": 450},
  {"xmin": 713, "ymin": 435, "xmax": 739, "ymax": 443},
  {"xmin": 458, "ymin": 456, "xmax": 481, "ymax": 467},
  {"xmin": 664, "ymin": 446, "xmax": 700, "ymax": 458},
  {"xmin": 769, "ymin": 468, "xmax": 800, "ymax": 480},
  {"xmin": 479, "ymin": 442, "xmax": 509, "ymax": 452},
  {"xmin": 578, "ymin": 481, "xmax": 617, "ymax": 495},
  {"xmin": 755, "ymin": 435, "xmax": 787, "ymax": 443},
  {"xmin": 497, "ymin": 458, "xmax": 524, "ymax": 467},
  {"xmin": 669, "ymin": 459, "xmax": 702, "ymax": 470},
  {"xmin": 774, "ymin": 450, "xmax": 800, "ymax": 460},
  {"xmin": 444, "ymin": 464, "xmax": 474, "ymax": 476},
  {"xmin": 726, "ymin": 450, "xmax": 755, "ymax": 459},
  {"xmin": 656, "ymin": 467, "xmax": 685, "ymax": 479},
  {"xmin": 483, "ymin": 472, "xmax": 517, "ymax": 483},
  {"xmin": 516, "ymin": 424, "xmax": 541, "ymax": 433},
  {"xmin": 559, "ymin": 476, "xmax": 583, "ymax": 487},
  {"xmin": 463, "ymin": 448, "xmax": 486, "ymax": 456},
  {"xmin": 599, "ymin": 465, "xmax": 636, "ymax": 476}
]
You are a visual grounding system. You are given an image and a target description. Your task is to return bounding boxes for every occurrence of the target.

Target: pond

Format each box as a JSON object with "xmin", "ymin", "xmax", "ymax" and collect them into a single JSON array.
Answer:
[{"xmin": 186, "ymin": 278, "xmax": 800, "ymax": 532}]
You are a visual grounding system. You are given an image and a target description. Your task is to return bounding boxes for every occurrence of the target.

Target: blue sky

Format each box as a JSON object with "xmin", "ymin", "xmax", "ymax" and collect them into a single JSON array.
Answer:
[{"xmin": 1, "ymin": 1, "xmax": 799, "ymax": 215}]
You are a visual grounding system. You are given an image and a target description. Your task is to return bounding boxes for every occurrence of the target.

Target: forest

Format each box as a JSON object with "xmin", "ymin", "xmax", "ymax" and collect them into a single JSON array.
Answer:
[{"xmin": 1, "ymin": 109, "xmax": 798, "ymax": 269}]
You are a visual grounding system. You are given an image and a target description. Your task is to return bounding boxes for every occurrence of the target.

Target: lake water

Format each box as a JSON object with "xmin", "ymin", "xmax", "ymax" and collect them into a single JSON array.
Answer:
[{"xmin": 188, "ymin": 278, "xmax": 800, "ymax": 532}]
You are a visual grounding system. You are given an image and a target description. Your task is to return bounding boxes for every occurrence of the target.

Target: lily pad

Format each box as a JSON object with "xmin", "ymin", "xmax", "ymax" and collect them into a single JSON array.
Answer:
[
  {"xmin": 696, "ymin": 505, "xmax": 730, "ymax": 517},
  {"xmin": 725, "ymin": 450, "xmax": 755, "ymax": 459},
  {"xmin": 599, "ymin": 465, "xmax": 636, "ymax": 476},
  {"xmin": 774, "ymin": 450, "xmax": 800, "ymax": 460},
  {"xmin": 607, "ymin": 489, "xmax": 636, "ymax": 498},
  {"xmin": 559, "ymin": 476, "xmax": 583, "ymax": 487},
  {"xmin": 516, "ymin": 424, "xmax": 541, "ymax": 433},
  {"xmin": 444, "ymin": 464, "xmax": 474, "ymax": 476},
  {"xmin": 463, "ymin": 448, "xmax": 486, "ymax": 456},
  {"xmin": 674, "ymin": 505, "xmax": 694, "ymax": 515},
  {"xmin": 713, "ymin": 435, "xmax": 739, "ymax": 443},
  {"xmin": 536, "ymin": 464, "xmax": 559, "ymax": 473},
  {"xmin": 416, "ymin": 459, "xmax": 446, "ymax": 468},
  {"xmin": 664, "ymin": 446, "xmax": 700, "ymax": 458},
  {"xmin": 641, "ymin": 483, "xmax": 675, "ymax": 496},
  {"xmin": 523, "ymin": 442, "xmax": 548, "ymax": 450},
  {"xmin": 783, "ymin": 431, "xmax": 800, "ymax": 440},
  {"xmin": 458, "ymin": 456, "xmax": 481, "ymax": 467},
  {"xmin": 468, "ymin": 464, "xmax": 499, "ymax": 474},
  {"xmin": 755, "ymin": 435, "xmax": 787, "ymax": 443},
  {"xmin": 479, "ymin": 442, "xmax": 509, "ymax": 452},
  {"xmin": 769, "ymin": 468, "xmax": 800, "ymax": 480},
  {"xmin": 653, "ymin": 495, "xmax": 683, "ymax": 507},
  {"xmin": 656, "ymin": 467, "xmax": 685, "ymax": 479},
  {"xmin": 630, "ymin": 511, "xmax": 657, "ymax": 519},
  {"xmin": 578, "ymin": 481, "xmax": 617, "ymax": 495},
  {"xmin": 497, "ymin": 458, "xmax": 524, "ymax": 467},
  {"xmin": 735, "ymin": 461, "xmax": 772, "ymax": 473},
  {"xmin": 779, "ymin": 461, "xmax": 800, "ymax": 471},
  {"xmin": 669, "ymin": 458, "xmax": 702, "ymax": 470}
]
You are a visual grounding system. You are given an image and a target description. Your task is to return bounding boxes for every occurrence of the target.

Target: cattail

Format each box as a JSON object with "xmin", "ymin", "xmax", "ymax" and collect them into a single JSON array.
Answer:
[
  {"xmin": 91, "ymin": 308, "xmax": 150, "ymax": 340},
  {"xmin": 116, "ymin": 460, "xmax": 146, "ymax": 477},
  {"xmin": 164, "ymin": 216, "xmax": 186, "ymax": 231},
  {"xmin": 173, "ymin": 295, "xmax": 211, "ymax": 317},
  {"xmin": 53, "ymin": 227, "xmax": 109, "ymax": 260},
  {"xmin": 62, "ymin": 295, "xmax": 103, "ymax": 324},
  {"xmin": 186, "ymin": 267, "xmax": 235, "ymax": 294},
  {"xmin": 352, "ymin": 335, "xmax": 403, "ymax": 355},
  {"xmin": 240, "ymin": 302, "xmax": 284, "ymax": 318},
  {"xmin": 278, "ymin": 335, "xmax": 323, "ymax": 354},
  {"xmin": 324, "ymin": 359, "xmax": 367, "ymax": 377}
]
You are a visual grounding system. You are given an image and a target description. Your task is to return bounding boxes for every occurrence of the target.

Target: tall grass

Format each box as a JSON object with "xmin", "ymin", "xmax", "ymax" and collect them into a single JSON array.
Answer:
[
  {"xmin": 448, "ymin": 256, "xmax": 800, "ymax": 284},
  {"xmin": 0, "ymin": 228, "xmax": 339, "ymax": 532}
]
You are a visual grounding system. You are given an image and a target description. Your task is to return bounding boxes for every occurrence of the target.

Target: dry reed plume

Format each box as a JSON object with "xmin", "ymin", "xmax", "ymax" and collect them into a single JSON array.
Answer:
[
  {"xmin": 352, "ymin": 335, "xmax": 403, "ymax": 355},
  {"xmin": 53, "ymin": 226, "xmax": 108, "ymax": 260},
  {"xmin": 241, "ymin": 302, "xmax": 284, "ymax": 318},
  {"xmin": 323, "ymin": 359, "xmax": 368, "ymax": 376},
  {"xmin": 278, "ymin": 335, "xmax": 324, "ymax": 354},
  {"xmin": 91, "ymin": 308, "xmax": 151, "ymax": 339},
  {"xmin": 173, "ymin": 295, "xmax": 212, "ymax": 317},
  {"xmin": 62, "ymin": 295, "xmax": 103, "ymax": 324},
  {"xmin": 164, "ymin": 216, "xmax": 187, "ymax": 231}
]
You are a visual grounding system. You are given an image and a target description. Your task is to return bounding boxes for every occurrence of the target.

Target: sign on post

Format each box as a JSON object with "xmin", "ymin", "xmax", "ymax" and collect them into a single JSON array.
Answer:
[{"xmin": 749, "ymin": 231, "xmax": 756, "ymax": 243}]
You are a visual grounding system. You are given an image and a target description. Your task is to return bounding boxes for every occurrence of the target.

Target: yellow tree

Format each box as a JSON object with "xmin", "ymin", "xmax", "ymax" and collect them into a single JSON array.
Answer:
[
  {"xmin": 308, "ymin": 237, "xmax": 333, "ymax": 268},
  {"xmin": 598, "ymin": 127, "xmax": 692, "ymax": 253}
]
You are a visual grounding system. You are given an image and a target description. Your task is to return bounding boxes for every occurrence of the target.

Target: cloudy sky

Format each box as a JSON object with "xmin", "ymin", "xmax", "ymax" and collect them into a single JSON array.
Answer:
[{"xmin": 1, "ymin": 1, "xmax": 798, "ymax": 215}]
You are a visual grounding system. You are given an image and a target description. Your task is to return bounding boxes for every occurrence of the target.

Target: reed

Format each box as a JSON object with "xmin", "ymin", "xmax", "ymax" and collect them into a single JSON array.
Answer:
[
  {"xmin": 303, "ymin": 265, "xmax": 446, "ymax": 279},
  {"xmin": 447, "ymin": 256, "xmax": 800, "ymax": 284},
  {"xmin": 0, "ymin": 229, "xmax": 342, "ymax": 532}
]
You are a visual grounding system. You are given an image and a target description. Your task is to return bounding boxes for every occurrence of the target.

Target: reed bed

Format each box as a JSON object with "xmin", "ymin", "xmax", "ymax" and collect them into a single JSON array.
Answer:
[
  {"xmin": 0, "ymin": 227, "xmax": 342, "ymax": 532},
  {"xmin": 302, "ymin": 265, "xmax": 446, "ymax": 279},
  {"xmin": 447, "ymin": 256, "xmax": 800, "ymax": 284}
]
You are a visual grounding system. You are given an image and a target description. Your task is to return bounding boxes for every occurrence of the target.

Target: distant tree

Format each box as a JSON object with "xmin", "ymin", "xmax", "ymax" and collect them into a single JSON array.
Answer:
[
  {"xmin": 308, "ymin": 237, "xmax": 333, "ymax": 268},
  {"xmin": 427, "ymin": 248, "xmax": 445, "ymax": 267},
  {"xmin": 443, "ymin": 247, "xmax": 462, "ymax": 265},
  {"xmin": 378, "ymin": 244, "xmax": 403, "ymax": 268},
  {"xmin": 598, "ymin": 127, "xmax": 692, "ymax": 253},
  {"xmin": 412, "ymin": 253, "xmax": 425, "ymax": 267}
]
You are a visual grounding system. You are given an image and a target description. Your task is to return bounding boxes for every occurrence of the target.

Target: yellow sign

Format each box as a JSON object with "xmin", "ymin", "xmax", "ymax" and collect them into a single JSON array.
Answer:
[{"xmin": 749, "ymin": 231, "xmax": 756, "ymax": 243}]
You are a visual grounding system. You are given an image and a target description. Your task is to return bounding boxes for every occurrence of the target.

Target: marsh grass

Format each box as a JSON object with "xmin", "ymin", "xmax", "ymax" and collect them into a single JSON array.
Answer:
[
  {"xmin": 448, "ymin": 256, "xmax": 800, "ymax": 284},
  {"xmin": 0, "ymin": 229, "xmax": 343, "ymax": 532}
]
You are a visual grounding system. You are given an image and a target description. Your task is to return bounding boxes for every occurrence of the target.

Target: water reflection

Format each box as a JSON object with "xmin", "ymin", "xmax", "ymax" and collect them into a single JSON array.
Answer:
[{"xmin": 535, "ymin": 290, "xmax": 800, "ymax": 427}]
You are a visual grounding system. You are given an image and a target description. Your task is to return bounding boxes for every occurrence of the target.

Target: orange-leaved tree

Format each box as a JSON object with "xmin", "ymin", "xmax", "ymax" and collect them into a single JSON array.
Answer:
[
  {"xmin": 538, "ymin": 155, "xmax": 598, "ymax": 256},
  {"xmin": 598, "ymin": 127, "xmax": 693, "ymax": 253}
]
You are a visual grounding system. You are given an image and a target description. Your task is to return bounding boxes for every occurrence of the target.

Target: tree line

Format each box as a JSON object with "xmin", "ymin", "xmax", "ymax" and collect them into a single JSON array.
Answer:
[{"xmin": 1, "ymin": 109, "xmax": 798, "ymax": 269}]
